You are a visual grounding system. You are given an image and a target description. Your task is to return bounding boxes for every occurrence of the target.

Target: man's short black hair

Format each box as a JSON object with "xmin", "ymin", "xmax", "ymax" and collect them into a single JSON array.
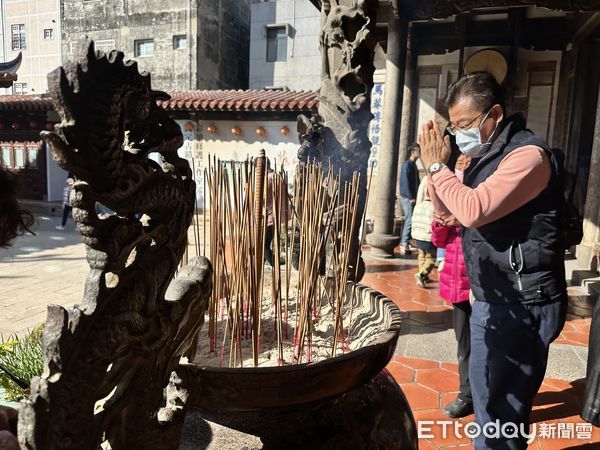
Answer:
[
  {"xmin": 445, "ymin": 71, "xmax": 506, "ymax": 114},
  {"xmin": 406, "ymin": 143, "xmax": 420, "ymax": 159}
]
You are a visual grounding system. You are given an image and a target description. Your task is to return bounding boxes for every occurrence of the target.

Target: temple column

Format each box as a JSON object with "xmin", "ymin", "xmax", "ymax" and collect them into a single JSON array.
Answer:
[
  {"xmin": 366, "ymin": 16, "xmax": 408, "ymax": 257},
  {"xmin": 577, "ymin": 78, "xmax": 600, "ymax": 271},
  {"xmin": 397, "ymin": 28, "xmax": 417, "ymax": 192}
]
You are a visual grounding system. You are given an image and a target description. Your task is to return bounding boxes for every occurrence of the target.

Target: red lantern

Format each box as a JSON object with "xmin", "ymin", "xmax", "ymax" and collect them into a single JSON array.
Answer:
[
  {"xmin": 0, "ymin": 122, "xmax": 5, "ymax": 130},
  {"xmin": 207, "ymin": 123, "xmax": 217, "ymax": 134},
  {"xmin": 45, "ymin": 122, "xmax": 54, "ymax": 130},
  {"xmin": 29, "ymin": 120, "xmax": 39, "ymax": 129},
  {"xmin": 280, "ymin": 125, "xmax": 289, "ymax": 136},
  {"xmin": 184, "ymin": 121, "xmax": 194, "ymax": 131},
  {"xmin": 11, "ymin": 122, "xmax": 21, "ymax": 130},
  {"xmin": 256, "ymin": 127, "xmax": 266, "ymax": 137},
  {"xmin": 231, "ymin": 126, "xmax": 242, "ymax": 136}
]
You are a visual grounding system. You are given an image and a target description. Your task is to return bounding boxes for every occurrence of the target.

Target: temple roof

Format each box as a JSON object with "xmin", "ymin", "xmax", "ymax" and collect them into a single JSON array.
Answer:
[
  {"xmin": 0, "ymin": 94, "xmax": 53, "ymax": 111},
  {"xmin": 0, "ymin": 52, "xmax": 22, "ymax": 88},
  {"xmin": 0, "ymin": 89, "xmax": 319, "ymax": 114},
  {"xmin": 156, "ymin": 89, "xmax": 318, "ymax": 113}
]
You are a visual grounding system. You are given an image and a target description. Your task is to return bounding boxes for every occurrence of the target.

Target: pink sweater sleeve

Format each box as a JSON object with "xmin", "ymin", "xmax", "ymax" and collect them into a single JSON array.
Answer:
[
  {"xmin": 430, "ymin": 146, "xmax": 551, "ymax": 228},
  {"xmin": 428, "ymin": 177, "xmax": 451, "ymax": 217}
]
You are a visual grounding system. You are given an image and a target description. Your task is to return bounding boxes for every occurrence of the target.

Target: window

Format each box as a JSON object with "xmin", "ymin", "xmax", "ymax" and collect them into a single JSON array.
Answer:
[
  {"xmin": 14, "ymin": 82, "xmax": 27, "ymax": 95},
  {"xmin": 95, "ymin": 39, "xmax": 115, "ymax": 53},
  {"xmin": 11, "ymin": 24, "xmax": 26, "ymax": 50},
  {"xmin": 27, "ymin": 147, "xmax": 38, "ymax": 169},
  {"xmin": 69, "ymin": 41, "xmax": 77, "ymax": 55},
  {"xmin": 1, "ymin": 147, "xmax": 11, "ymax": 166},
  {"xmin": 266, "ymin": 26, "xmax": 287, "ymax": 62},
  {"xmin": 14, "ymin": 147, "xmax": 24, "ymax": 168},
  {"xmin": 134, "ymin": 39, "xmax": 154, "ymax": 57},
  {"xmin": 43, "ymin": 28, "xmax": 53, "ymax": 40},
  {"xmin": 173, "ymin": 35, "xmax": 187, "ymax": 49}
]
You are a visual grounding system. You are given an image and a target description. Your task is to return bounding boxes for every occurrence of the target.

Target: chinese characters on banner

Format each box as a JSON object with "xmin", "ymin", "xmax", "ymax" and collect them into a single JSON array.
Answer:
[
  {"xmin": 368, "ymin": 83, "xmax": 384, "ymax": 175},
  {"xmin": 178, "ymin": 122, "xmax": 205, "ymax": 209}
]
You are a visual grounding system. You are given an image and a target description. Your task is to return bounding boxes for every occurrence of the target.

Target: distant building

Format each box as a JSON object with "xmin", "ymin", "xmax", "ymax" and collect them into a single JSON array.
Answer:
[
  {"xmin": 249, "ymin": 0, "xmax": 320, "ymax": 91},
  {"xmin": 61, "ymin": 0, "xmax": 251, "ymax": 91},
  {"xmin": 0, "ymin": 89, "xmax": 316, "ymax": 202},
  {"xmin": 0, "ymin": 0, "xmax": 61, "ymax": 95}
]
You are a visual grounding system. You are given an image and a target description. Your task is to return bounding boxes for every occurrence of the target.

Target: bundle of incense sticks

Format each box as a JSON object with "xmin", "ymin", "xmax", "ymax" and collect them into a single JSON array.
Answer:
[{"xmin": 200, "ymin": 153, "xmax": 369, "ymax": 367}]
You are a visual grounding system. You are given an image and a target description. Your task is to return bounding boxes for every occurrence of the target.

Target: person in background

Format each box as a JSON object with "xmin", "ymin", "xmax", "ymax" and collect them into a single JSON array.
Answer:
[
  {"xmin": 431, "ymin": 154, "xmax": 473, "ymax": 418},
  {"xmin": 264, "ymin": 159, "xmax": 290, "ymax": 267},
  {"xmin": 420, "ymin": 71, "xmax": 567, "ymax": 449},
  {"xmin": 399, "ymin": 143, "xmax": 421, "ymax": 255},
  {"xmin": 56, "ymin": 174, "xmax": 74, "ymax": 231},
  {"xmin": 411, "ymin": 176, "xmax": 435, "ymax": 287},
  {"xmin": 264, "ymin": 161, "xmax": 277, "ymax": 266}
]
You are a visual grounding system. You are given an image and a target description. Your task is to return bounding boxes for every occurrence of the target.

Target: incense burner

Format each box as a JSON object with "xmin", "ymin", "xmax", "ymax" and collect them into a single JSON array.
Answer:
[{"xmin": 178, "ymin": 284, "xmax": 418, "ymax": 449}]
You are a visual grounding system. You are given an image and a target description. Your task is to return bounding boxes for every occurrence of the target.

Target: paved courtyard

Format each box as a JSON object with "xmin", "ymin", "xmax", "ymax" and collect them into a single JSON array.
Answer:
[
  {"xmin": 361, "ymin": 257, "xmax": 597, "ymax": 449},
  {"xmin": 1, "ymin": 214, "xmax": 87, "ymax": 337},
  {"xmin": 0, "ymin": 213, "xmax": 597, "ymax": 448}
]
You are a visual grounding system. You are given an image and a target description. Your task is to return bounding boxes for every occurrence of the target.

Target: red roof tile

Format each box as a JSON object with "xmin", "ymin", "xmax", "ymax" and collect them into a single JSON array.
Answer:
[
  {"xmin": 0, "ymin": 94, "xmax": 53, "ymax": 111},
  {"xmin": 157, "ymin": 90, "xmax": 319, "ymax": 113},
  {"xmin": 0, "ymin": 89, "xmax": 319, "ymax": 114}
]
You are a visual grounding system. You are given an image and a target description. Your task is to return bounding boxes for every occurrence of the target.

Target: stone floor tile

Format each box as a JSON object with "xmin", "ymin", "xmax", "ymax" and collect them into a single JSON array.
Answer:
[
  {"xmin": 400, "ymin": 383, "xmax": 440, "ymax": 411},
  {"xmin": 386, "ymin": 361, "xmax": 416, "ymax": 383},
  {"xmin": 394, "ymin": 356, "xmax": 441, "ymax": 370},
  {"xmin": 417, "ymin": 368, "xmax": 461, "ymax": 394}
]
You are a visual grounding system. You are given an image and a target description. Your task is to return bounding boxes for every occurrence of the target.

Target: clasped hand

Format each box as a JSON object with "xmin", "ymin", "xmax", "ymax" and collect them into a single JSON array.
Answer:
[{"xmin": 418, "ymin": 120, "xmax": 452, "ymax": 170}]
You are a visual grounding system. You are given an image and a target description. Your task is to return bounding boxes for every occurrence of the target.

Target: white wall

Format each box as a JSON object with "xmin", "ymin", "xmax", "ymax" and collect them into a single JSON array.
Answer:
[
  {"xmin": 0, "ymin": 0, "xmax": 61, "ymax": 95},
  {"xmin": 249, "ymin": 0, "xmax": 321, "ymax": 91},
  {"xmin": 175, "ymin": 118, "xmax": 300, "ymax": 209},
  {"xmin": 45, "ymin": 144, "xmax": 67, "ymax": 202}
]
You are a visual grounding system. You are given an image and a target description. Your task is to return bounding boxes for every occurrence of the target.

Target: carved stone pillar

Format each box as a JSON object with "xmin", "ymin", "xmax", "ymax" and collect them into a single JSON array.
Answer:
[
  {"xmin": 366, "ymin": 16, "xmax": 409, "ymax": 257},
  {"xmin": 577, "ymin": 77, "xmax": 600, "ymax": 271}
]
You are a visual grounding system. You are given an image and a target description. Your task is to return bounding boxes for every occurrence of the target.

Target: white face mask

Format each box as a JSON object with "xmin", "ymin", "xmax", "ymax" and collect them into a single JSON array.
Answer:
[{"xmin": 455, "ymin": 110, "xmax": 499, "ymax": 158}]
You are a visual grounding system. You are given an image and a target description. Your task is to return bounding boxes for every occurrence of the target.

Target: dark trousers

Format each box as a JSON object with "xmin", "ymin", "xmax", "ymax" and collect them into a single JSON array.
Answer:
[
  {"xmin": 264, "ymin": 225, "xmax": 274, "ymax": 265},
  {"xmin": 61, "ymin": 205, "xmax": 72, "ymax": 227},
  {"xmin": 453, "ymin": 301, "xmax": 472, "ymax": 403},
  {"xmin": 469, "ymin": 298, "xmax": 566, "ymax": 450}
]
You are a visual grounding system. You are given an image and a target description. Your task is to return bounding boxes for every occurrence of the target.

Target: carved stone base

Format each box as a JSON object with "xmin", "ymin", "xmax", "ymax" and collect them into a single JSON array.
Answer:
[
  {"xmin": 365, "ymin": 233, "xmax": 401, "ymax": 258},
  {"xmin": 185, "ymin": 370, "xmax": 417, "ymax": 450}
]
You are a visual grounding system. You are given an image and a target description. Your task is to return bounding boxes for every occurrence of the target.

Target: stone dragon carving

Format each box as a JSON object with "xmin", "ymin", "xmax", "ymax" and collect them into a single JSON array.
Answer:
[
  {"xmin": 296, "ymin": 0, "xmax": 379, "ymax": 281},
  {"xmin": 17, "ymin": 39, "xmax": 212, "ymax": 450}
]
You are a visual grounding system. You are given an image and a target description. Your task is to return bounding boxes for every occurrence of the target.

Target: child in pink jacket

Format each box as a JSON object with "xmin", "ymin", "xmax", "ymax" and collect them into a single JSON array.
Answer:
[{"xmin": 430, "ymin": 154, "xmax": 473, "ymax": 419}]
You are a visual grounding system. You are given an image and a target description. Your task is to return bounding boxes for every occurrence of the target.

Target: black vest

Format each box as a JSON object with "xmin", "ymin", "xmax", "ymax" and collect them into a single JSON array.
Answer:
[{"xmin": 462, "ymin": 114, "xmax": 567, "ymax": 304}]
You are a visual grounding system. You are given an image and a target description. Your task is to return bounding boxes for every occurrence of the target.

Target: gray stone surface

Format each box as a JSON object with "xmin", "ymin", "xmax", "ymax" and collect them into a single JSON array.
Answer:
[
  {"xmin": 0, "ymin": 215, "xmax": 87, "ymax": 337},
  {"xmin": 60, "ymin": 0, "xmax": 250, "ymax": 91},
  {"xmin": 395, "ymin": 322, "xmax": 459, "ymax": 363},
  {"xmin": 179, "ymin": 412, "xmax": 263, "ymax": 449},
  {"xmin": 396, "ymin": 318, "xmax": 589, "ymax": 381}
]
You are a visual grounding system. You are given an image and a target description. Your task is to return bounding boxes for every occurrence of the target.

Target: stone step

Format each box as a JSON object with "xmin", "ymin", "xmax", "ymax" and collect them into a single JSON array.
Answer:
[
  {"xmin": 571, "ymin": 269, "xmax": 600, "ymax": 286},
  {"xmin": 568, "ymin": 294, "xmax": 595, "ymax": 318}
]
